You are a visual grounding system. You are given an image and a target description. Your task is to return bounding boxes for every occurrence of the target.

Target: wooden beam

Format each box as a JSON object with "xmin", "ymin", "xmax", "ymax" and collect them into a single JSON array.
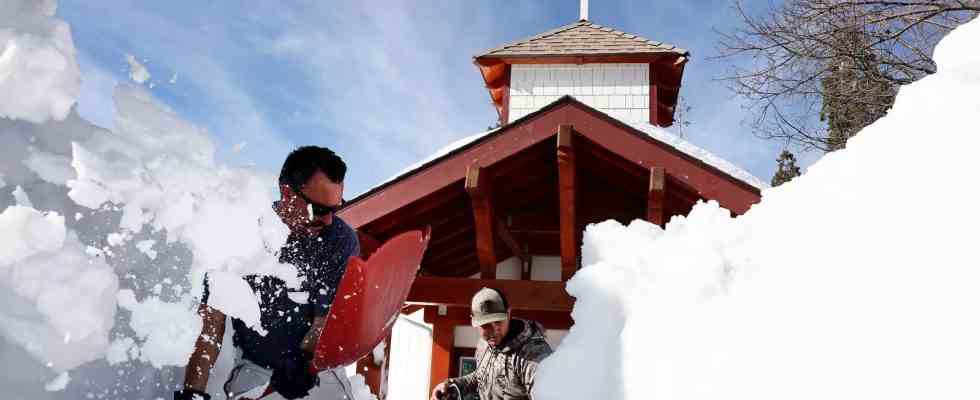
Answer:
[
  {"xmin": 407, "ymin": 276, "xmax": 574, "ymax": 312},
  {"xmin": 647, "ymin": 167, "xmax": 666, "ymax": 226},
  {"xmin": 557, "ymin": 125, "xmax": 578, "ymax": 282},
  {"xmin": 429, "ymin": 306, "xmax": 574, "ymax": 330},
  {"xmin": 466, "ymin": 165, "xmax": 497, "ymax": 278},
  {"xmin": 430, "ymin": 319, "xmax": 453, "ymax": 394},
  {"xmin": 401, "ymin": 304, "xmax": 424, "ymax": 315},
  {"xmin": 495, "ymin": 216, "xmax": 525, "ymax": 265}
]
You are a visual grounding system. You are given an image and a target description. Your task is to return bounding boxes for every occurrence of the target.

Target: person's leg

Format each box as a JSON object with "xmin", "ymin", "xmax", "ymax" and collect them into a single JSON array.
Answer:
[
  {"xmin": 223, "ymin": 357, "xmax": 273, "ymax": 400},
  {"xmin": 300, "ymin": 368, "xmax": 354, "ymax": 400}
]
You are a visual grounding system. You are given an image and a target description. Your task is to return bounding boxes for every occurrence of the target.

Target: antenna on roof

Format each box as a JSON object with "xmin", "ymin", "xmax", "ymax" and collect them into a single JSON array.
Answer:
[{"xmin": 580, "ymin": 0, "xmax": 589, "ymax": 21}]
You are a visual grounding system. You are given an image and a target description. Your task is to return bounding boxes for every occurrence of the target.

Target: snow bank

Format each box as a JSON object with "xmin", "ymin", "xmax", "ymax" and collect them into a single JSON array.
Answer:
[{"xmin": 536, "ymin": 18, "xmax": 980, "ymax": 400}]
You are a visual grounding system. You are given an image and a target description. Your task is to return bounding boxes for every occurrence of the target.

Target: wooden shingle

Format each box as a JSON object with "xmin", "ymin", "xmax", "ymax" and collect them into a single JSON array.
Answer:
[{"xmin": 477, "ymin": 20, "xmax": 688, "ymax": 58}]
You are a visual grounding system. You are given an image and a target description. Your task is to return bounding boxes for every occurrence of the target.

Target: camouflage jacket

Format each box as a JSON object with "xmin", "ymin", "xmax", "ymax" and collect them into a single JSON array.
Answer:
[{"xmin": 449, "ymin": 319, "xmax": 553, "ymax": 400}]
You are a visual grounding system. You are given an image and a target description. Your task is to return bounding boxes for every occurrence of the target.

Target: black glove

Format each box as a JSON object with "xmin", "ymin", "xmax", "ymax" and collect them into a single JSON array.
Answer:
[
  {"xmin": 173, "ymin": 388, "xmax": 211, "ymax": 400},
  {"xmin": 271, "ymin": 349, "xmax": 319, "ymax": 400},
  {"xmin": 436, "ymin": 380, "xmax": 462, "ymax": 400}
]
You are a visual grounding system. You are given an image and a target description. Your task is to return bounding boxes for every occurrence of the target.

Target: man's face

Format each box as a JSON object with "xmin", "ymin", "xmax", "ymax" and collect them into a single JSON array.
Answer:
[
  {"xmin": 275, "ymin": 170, "xmax": 344, "ymax": 235},
  {"xmin": 477, "ymin": 314, "xmax": 510, "ymax": 348}
]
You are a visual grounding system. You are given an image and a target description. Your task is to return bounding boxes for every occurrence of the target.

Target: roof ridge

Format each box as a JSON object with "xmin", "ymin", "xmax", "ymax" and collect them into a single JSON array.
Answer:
[
  {"xmin": 475, "ymin": 20, "xmax": 689, "ymax": 59},
  {"xmin": 474, "ymin": 20, "xmax": 590, "ymax": 59}
]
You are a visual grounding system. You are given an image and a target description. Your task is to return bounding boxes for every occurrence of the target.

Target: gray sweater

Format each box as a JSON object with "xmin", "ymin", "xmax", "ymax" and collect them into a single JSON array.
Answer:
[{"xmin": 450, "ymin": 319, "xmax": 553, "ymax": 400}]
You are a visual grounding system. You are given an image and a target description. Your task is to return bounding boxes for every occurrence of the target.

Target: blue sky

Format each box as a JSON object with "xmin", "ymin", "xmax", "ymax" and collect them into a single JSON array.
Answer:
[{"xmin": 58, "ymin": 0, "xmax": 819, "ymax": 197}]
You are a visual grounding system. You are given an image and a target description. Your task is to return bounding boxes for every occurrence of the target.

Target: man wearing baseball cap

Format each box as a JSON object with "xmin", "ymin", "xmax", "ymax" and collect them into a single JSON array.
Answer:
[{"xmin": 430, "ymin": 287, "xmax": 553, "ymax": 400}]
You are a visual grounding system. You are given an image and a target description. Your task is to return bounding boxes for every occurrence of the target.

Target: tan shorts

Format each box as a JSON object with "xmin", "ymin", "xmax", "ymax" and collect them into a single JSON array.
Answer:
[{"xmin": 223, "ymin": 354, "xmax": 354, "ymax": 400}]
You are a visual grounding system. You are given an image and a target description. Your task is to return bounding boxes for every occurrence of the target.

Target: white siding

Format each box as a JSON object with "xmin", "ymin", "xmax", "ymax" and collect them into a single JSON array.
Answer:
[
  {"xmin": 510, "ymin": 63, "xmax": 649, "ymax": 123},
  {"xmin": 387, "ymin": 310, "xmax": 433, "ymax": 400}
]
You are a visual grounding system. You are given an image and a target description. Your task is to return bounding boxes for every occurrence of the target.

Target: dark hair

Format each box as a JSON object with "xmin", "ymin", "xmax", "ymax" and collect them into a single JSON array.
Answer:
[
  {"xmin": 279, "ymin": 146, "xmax": 347, "ymax": 188},
  {"xmin": 487, "ymin": 287, "xmax": 510, "ymax": 310}
]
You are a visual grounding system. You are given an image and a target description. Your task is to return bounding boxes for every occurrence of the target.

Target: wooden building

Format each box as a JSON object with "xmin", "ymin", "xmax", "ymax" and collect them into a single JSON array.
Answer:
[{"xmin": 338, "ymin": 19, "xmax": 764, "ymax": 399}]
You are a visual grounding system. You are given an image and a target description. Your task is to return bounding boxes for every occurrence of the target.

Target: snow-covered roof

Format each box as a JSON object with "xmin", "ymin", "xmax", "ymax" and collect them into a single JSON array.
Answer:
[{"xmin": 359, "ymin": 99, "xmax": 765, "ymax": 200}]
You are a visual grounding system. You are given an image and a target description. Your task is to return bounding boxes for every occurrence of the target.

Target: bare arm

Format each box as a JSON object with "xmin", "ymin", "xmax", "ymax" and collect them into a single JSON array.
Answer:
[
  {"xmin": 300, "ymin": 315, "xmax": 327, "ymax": 353},
  {"xmin": 182, "ymin": 304, "xmax": 226, "ymax": 392}
]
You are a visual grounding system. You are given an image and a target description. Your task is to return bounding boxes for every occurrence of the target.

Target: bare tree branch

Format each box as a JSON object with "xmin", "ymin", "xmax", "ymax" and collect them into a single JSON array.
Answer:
[{"xmin": 715, "ymin": 0, "xmax": 978, "ymax": 151}]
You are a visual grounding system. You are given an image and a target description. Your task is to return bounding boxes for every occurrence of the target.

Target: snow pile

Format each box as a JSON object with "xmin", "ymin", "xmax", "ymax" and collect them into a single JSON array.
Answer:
[
  {"xmin": 0, "ymin": 0, "xmax": 79, "ymax": 123},
  {"xmin": 536, "ymin": 18, "xmax": 980, "ymax": 400}
]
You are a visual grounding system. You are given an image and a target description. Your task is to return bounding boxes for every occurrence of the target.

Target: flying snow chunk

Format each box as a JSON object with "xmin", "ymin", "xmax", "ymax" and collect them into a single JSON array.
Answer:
[
  {"xmin": 0, "ymin": 0, "xmax": 80, "ymax": 123},
  {"xmin": 126, "ymin": 54, "xmax": 151, "ymax": 84},
  {"xmin": 23, "ymin": 151, "xmax": 75, "ymax": 185},
  {"xmin": 12, "ymin": 185, "xmax": 33, "ymax": 208},
  {"xmin": 116, "ymin": 289, "xmax": 201, "ymax": 368},
  {"xmin": 205, "ymin": 271, "xmax": 266, "ymax": 335},
  {"xmin": 44, "ymin": 371, "xmax": 70, "ymax": 391},
  {"xmin": 136, "ymin": 239, "xmax": 157, "ymax": 260},
  {"xmin": 0, "ymin": 205, "xmax": 65, "ymax": 266}
]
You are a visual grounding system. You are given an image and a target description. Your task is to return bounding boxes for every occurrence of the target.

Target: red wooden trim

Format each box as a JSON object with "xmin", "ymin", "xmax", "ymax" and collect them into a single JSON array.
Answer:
[
  {"xmin": 647, "ymin": 167, "xmax": 666, "ymax": 226},
  {"xmin": 557, "ymin": 125, "xmax": 577, "ymax": 282},
  {"xmin": 465, "ymin": 165, "xmax": 497, "ymax": 279},
  {"xmin": 408, "ymin": 276, "xmax": 574, "ymax": 312},
  {"xmin": 478, "ymin": 53, "xmax": 682, "ymax": 65},
  {"xmin": 430, "ymin": 319, "xmax": 453, "ymax": 394},
  {"xmin": 501, "ymin": 65, "xmax": 511, "ymax": 125},
  {"xmin": 339, "ymin": 99, "xmax": 760, "ymax": 229}
]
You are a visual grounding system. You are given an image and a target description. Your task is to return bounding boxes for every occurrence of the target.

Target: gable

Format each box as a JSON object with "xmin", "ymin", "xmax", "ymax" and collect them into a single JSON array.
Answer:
[{"xmin": 341, "ymin": 96, "xmax": 762, "ymax": 232}]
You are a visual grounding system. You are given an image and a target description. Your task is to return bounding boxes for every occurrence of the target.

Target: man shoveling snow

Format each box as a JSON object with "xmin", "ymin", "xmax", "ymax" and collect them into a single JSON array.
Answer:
[{"xmin": 175, "ymin": 146, "xmax": 358, "ymax": 400}]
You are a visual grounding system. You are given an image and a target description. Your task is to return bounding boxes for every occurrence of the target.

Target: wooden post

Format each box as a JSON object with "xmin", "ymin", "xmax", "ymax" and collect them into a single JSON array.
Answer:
[
  {"xmin": 429, "ymin": 318, "xmax": 454, "ymax": 394},
  {"xmin": 647, "ymin": 166, "xmax": 666, "ymax": 226},
  {"xmin": 557, "ymin": 125, "xmax": 578, "ymax": 281},
  {"xmin": 466, "ymin": 165, "xmax": 497, "ymax": 279}
]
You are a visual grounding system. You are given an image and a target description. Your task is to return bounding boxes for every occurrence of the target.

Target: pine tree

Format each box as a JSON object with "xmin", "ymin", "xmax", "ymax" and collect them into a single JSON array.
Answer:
[
  {"xmin": 771, "ymin": 150, "xmax": 802, "ymax": 187},
  {"xmin": 819, "ymin": 24, "xmax": 897, "ymax": 151}
]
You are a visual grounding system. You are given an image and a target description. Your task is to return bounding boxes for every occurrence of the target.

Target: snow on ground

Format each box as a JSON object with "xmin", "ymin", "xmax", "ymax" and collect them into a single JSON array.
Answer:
[{"xmin": 535, "ymin": 17, "xmax": 980, "ymax": 400}]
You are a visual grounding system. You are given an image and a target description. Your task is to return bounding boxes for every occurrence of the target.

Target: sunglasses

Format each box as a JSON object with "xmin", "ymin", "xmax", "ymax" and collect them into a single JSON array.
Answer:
[{"xmin": 288, "ymin": 185, "xmax": 343, "ymax": 217}]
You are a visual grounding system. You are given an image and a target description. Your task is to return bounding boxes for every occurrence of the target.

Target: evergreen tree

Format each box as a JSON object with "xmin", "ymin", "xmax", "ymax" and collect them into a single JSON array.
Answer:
[
  {"xmin": 771, "ymin": 150, "xmax": 802, "ymax": 187},
  {"xmin": 820, "ymin": 25, "xmax": 896, "ymax": 151}
]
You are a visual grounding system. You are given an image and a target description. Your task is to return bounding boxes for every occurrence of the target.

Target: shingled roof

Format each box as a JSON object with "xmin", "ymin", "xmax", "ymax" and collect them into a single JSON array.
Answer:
[{"xmin": 476, "ymin": 20, "xmax": 689, "ymax": 59}]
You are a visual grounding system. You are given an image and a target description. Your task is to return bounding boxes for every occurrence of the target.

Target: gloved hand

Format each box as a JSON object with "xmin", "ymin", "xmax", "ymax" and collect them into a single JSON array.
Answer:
[
  {"xmin": 173, "ymin": 388, "xmax": 211, "ymax": 400},
  {"xmin": 271, "ymin": 349, "xmax": 319, "ymax": 400}
]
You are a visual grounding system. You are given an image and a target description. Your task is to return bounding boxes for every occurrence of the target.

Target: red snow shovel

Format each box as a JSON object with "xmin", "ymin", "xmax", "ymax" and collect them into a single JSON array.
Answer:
[{"xmin": 254, "ymin": 227, "xmax": 430, "ymax": 399}]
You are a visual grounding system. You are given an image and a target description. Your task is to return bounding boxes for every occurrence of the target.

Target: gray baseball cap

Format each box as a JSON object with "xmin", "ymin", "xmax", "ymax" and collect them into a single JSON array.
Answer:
[{"xmin": 470, "ymin": 287, "xmax": 509, "ymax": 327}]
